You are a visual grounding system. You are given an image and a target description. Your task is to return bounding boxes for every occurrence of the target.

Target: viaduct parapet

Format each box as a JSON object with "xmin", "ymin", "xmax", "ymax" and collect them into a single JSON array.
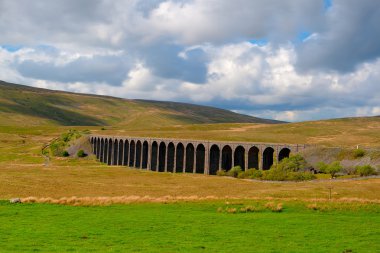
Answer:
[{"xmin": 89, "ymin": 135, "xmax": 308, "ymax": 175}]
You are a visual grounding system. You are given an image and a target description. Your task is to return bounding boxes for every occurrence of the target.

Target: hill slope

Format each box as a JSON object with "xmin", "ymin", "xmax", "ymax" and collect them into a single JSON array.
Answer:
[{"xmin": 0, "ymin": 80, "xmax": 280, "ymax": 127}]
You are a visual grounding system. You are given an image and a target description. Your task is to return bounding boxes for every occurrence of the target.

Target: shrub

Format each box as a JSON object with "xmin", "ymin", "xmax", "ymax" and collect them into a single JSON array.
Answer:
[
  {"xmin": 317, "ymin": 161, "xmax": 342, "ymax": 178},
  {"xmin": 258, "ymin": 154, "xmax": 315, "ymax": 181},
  {"xmin": 227, "ymin": 166, "xmax": 242, "ymax": 178},
  {"xmin": 62, "ymin": 151, "xmax": 70, "ymax": 157},
  {"xmin": 77, "ymin": 150, "xmax": 87, "ymax": 158},
  {"xmin": 239, "ymin": 168, "xmax": 263, "ymax": 179},
  {"xmin": 287, "ymin": 171, "xmax": 316, "ymax": 181},
  {"xmin": 262, "ymin": 168, "xmax": 287, "ymax": 181},
  {"xmin": 276, "ymin": 154, "xmax": 309, "ymax": 172},
  {"xmin": 316, "ymin": 162, "xmax": 328, "ymax": 172},
  {"xmin": 50, "ymin": 141, "xmax": 66, "ymax": 156},
  {"xmin": 353, "ymin": 148, "xmax": 366, "ymax": 158},
  {"xmin": 262, "ymin": 169, "xmax": 315, "ymax": 181},
  {"xmin": 355, "ymin": 165, "xmax": 377, "ymax": 176},
  {"xmin": 216, "ymin": 170, "xmax": 227, "ymax": 176}
]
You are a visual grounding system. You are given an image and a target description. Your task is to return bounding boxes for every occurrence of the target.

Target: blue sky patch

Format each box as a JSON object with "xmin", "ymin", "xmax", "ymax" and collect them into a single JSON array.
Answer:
[
  {"xmin": 249, "ymin": 38, "xmax": 268, "ymax": 46},
  {"xmin": 324, "ymin": 0, "xmax": 332, "ymax": 10},
  {"xmin": 1, "ymin": 45, "xmax": 23, "ymax": 52},
  {"xmin": 297, "ymin": 31, "xmax": 312, "ymax": 42}
]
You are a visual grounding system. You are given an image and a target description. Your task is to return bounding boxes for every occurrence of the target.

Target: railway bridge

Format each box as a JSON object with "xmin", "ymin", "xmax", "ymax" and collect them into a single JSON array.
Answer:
[{"xmin": 89, "ymin": 135, "xmax": 307, "ymax": 175}]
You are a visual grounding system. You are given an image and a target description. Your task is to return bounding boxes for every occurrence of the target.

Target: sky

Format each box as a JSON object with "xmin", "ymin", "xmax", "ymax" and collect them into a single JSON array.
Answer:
[{"xmin": 0, "ymin": 0, "xmax": 380, "ymax": 122}]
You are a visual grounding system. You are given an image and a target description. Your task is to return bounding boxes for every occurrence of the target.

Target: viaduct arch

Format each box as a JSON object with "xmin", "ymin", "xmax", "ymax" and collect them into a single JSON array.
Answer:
[{"xmin": 89, "ymin": 135, "xmax": 307, "ymax": 175}]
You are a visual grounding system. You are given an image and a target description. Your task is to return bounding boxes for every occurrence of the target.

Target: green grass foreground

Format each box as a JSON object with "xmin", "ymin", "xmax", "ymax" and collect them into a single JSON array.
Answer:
[{"xmin": 1, "ymin": 201, "xmax": 379, "ymax": 253}]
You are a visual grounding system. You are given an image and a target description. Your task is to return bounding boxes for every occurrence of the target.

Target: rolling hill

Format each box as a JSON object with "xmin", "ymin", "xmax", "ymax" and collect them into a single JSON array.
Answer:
[
  {"xmin": 1, "ymin": 80, "xmax": 380, "ymax": 147},
  {"xmin": 0, "ymin": 80, "xmax": 280, "ymax": 127}
]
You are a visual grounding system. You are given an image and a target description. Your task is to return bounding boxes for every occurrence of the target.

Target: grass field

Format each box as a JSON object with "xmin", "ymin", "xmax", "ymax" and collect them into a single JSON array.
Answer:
[{"xmin": 1, "ymin": 201, "xmax": 379, "ymax": 253}]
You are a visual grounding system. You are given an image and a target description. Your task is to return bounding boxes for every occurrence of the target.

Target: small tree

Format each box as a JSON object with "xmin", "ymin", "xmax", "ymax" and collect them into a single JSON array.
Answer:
[
  {"xmin": 276, "ymin": 154, "xmax": 309, "ymax": 172},
  {"xmin": 327, "ymin": 162, "xmax": 342, "ymax": 178},
  {"xmin": 318, "ymin": 161, "xmax": 342, "ymax": 178}
]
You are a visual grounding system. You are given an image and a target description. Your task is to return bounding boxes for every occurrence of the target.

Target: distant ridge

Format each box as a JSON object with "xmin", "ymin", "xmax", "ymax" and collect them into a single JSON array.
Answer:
[{"xmin": 0, "ymin": 80, "xmax": 282, "ymax": 126}]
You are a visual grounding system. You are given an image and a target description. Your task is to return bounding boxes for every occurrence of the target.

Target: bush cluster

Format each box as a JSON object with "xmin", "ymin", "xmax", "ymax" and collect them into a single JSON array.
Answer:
[
  {"xmin": 217, "ymin": 152, "xmax": 377, "ymax": 181},
  {"xmin": 260, "ymin": 169, "xmax": 315, "ymax": 181},
  {"xmin": 355, "ymin": 165, "xmax": 377, "ymax": 176},
  {"xmin": 316, "ymin": 161, "xmax": 377, "ymax": 177},
  {"xmin": 237, "ymin": 168, "xmax": 263, "ymax": 179},
  {"xmin": 218, "ymin": 154, "xmax": 315, "ymax": 181}
]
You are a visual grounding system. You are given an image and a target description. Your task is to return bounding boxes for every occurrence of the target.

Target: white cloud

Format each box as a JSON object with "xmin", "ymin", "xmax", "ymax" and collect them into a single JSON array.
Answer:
[{"xmin": 0, "ymin": 0, "xmax": 380, "ymax": 121}]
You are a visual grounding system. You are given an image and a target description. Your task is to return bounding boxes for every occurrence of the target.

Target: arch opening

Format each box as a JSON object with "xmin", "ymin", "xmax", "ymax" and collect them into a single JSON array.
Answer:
[
  {"xmin": 279, "ymin": 148, "xmax": 291, "ymax": 161},
  {"xmin": 209, "ymin": 145, "xmax": 220, "ymax": 175},
  {"xmin": 96, "ymin": 138, "xmax": 101, "ymax": 160},
  {"xmin": 129, "ymin": 140, "xmax": 135, "ymax": 167},
  {"xmin": 234, "ymin": 146, "xmax": 245, "ymax": 170},
  {"xmin": 176, "ymin": 143, "xmax": 184, "ymax": 173},
  {"xmin": 158, "ymin": 142, "xmax": 166, "ymax": 172},
  {"xmin": 185, "ymin": 143, "xmax": 194, "ymax": 173},
  {"xmin": 150, "ymin": 142, "xmax": 158, "ymax": 171},
  {"xmin": 196, "ymin": 144, "xmax": 205, "ymax": 174},
  {"xmin": 263, "ymin": 147, "xmax": 274, "ymax": 170},
  {"xmin": 142, "ymin": 141, "xmax": 148, "ymax": 169},
  {"xmin": 135, "ymin": 141, "xmax": 142, "ymax": 168},
  {"xmin": 123, "ymin": 140, "xmax": 129, "ymax": 166},
  {"xmin": 103, "ymin": 139, "xmax": 108, "ymax": 164},
  {"xmin": 167, "ymin": 142, "xmax": 175, "ymax": 173},
  {"xmin": 118, "ymin": 140, "xmax": 124, "ymax": 165},
  {"xmin": 221, "ymin": 145, "xmax": 232, "ymax": 171},
  {"xmin": 108, "ymin": 139, "xmax": 113, "ymax": 165},
  {"xmin": 112, "ymin": 139, "xmax": 118, "ymax": 165},
  {"xmin": 248, "ymin": 146, "xmax": 259, "ymax": 170}
]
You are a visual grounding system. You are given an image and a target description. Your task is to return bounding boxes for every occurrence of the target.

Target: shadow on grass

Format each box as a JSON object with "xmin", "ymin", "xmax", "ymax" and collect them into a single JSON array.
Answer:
[{"xmin": 0, "ymin": 100, "xmax": 106, "ymax": 126}]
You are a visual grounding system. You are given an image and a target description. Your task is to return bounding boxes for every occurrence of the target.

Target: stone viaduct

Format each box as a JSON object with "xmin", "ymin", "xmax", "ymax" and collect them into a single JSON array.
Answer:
[{"xmin": 89, "ymin": 135, "xmax": 307, "ymax": 175}]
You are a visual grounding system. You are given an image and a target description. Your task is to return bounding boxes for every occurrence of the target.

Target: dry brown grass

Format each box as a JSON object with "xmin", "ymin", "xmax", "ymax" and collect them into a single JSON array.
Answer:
[
  {"xmin": 14, "ymin": 194, "xmax": 380, "ymax": 206},
  {"xmin": 1, "ymin": 161, "xmax": 379, "ymax": 204},
  {"xmin": 264, "ymin": 202, "xmax": 282, "ymax": 212}
]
